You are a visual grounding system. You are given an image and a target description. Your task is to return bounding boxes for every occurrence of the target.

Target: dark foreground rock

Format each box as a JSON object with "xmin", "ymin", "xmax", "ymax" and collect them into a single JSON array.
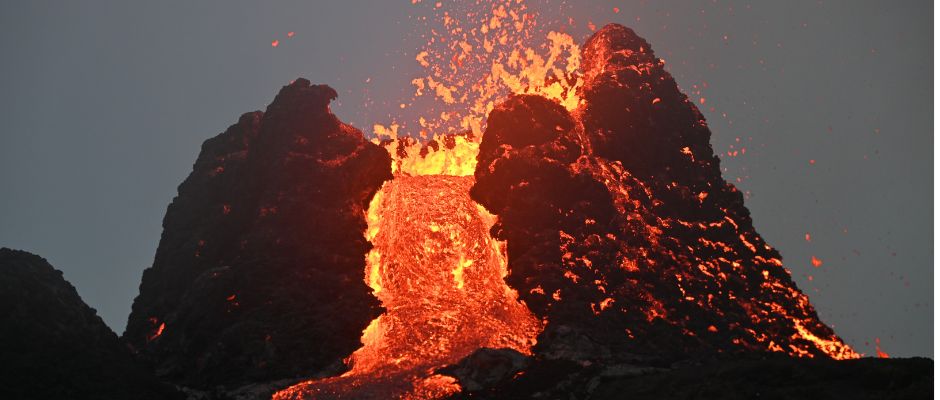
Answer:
[
  {"xmin": 123, "ymin": 79, "xmax": 392, "ymax": 388},
  {"xmin": 444, "ymin": 354, "xmax": 932, "ymax": 400},
  {"xmin": 0, "ymin": 248, "xmax": 182, "ymax": 400},
  {"xmin": 438, "ymin": 348, "xmax": 532, "ymax": 393}
]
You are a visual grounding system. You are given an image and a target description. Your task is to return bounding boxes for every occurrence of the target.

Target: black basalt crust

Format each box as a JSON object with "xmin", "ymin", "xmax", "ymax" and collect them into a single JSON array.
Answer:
[{"xmin": 123, "ymin": 78, "xmax": 392, "ymax": 388}]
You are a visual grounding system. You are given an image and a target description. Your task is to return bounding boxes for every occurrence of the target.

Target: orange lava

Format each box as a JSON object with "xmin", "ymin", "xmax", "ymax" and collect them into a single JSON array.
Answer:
[
  {"xmin": 274, "ymin": 175, "xmax": 540, "ymax": 399},
  {"xmin": 811, "ymin": 256, "xmax": 824, "ymax": 268},
  {"xmin": 146, "ymin": 318, "xmax": 165, "ymax": 342},
  {"xmin": 373, "ymin": 0, "xmax": 582, "ymax": 173}
]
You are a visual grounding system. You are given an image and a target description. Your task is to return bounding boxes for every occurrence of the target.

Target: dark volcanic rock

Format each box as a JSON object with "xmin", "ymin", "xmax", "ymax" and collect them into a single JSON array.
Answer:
[
  {"xmin": 589, "ymin": 356, "xmax": 933, "ymax": 400},
  {"xmin": 438, "ymin": 348, "xmax": 531, "ymax": 392},
  {"xmin": 0, "ymin": 248, "xmax": 181, "ymax": 400},
  {"xmin": 124, "ymin": 78, "xmax": 392, "ymax": 388},
  {"xmin": 446, "ymin": 355, "xmax": 932, "ymax": 400},
  {"xmin": 471, "ymin": 22, "xmax": 856, "ymax": 367}
]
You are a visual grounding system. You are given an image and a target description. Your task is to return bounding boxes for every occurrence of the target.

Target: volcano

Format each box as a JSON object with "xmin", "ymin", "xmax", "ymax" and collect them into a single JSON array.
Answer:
[
  {"xmin": 0, "ymin": 20, "xmax": 930, "ymax": 400},
  {"xmin": 118, "ymin": 22, "xmax": 925, "ymax": 399}
]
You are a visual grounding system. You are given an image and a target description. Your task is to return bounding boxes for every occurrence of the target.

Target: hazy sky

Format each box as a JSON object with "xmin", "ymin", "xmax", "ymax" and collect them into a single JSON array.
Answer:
[{"xmin": 0, "ymin": 1, "xmax": 931, "ymax": 357}]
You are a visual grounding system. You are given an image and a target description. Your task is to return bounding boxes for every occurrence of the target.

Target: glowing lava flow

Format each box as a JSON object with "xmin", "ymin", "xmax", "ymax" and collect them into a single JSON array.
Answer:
[{"xmin": 274, "ymin": 175, "xmax": 541, "ymax": 399}]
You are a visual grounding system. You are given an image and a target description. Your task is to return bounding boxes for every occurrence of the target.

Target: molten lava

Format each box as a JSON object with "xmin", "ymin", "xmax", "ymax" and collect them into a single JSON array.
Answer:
[{"xmin": 275, "ymin": 175, "xmax": 540, "ymax": 399}]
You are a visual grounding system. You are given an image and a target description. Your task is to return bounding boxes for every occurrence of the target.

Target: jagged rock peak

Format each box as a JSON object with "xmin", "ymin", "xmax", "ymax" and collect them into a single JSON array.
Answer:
[
  {"xmin": 0, "ymin": 248, "xmax": 180, "ymax": 399},
  {"xmin": 124, "ymin": 78, "xmax": 391, "ymax": 388}
]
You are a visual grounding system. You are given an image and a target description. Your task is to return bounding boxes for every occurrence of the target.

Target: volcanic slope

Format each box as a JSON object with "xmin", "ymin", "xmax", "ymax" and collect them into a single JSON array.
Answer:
[{"xmin": 469, "ymin": 24, "xmax": 857, "ymax": 365}]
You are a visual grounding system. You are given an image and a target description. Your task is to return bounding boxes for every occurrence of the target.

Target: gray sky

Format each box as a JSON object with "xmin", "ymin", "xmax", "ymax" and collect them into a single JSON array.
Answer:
[{"xmin": 0, "ymin": 1, "xmax": 931, "ymax": 357}]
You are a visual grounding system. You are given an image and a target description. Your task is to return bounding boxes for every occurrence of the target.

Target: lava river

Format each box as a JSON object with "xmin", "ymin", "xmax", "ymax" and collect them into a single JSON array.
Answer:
[{"xmin": 275, "ymin": 175, "xmax": 541, "ymax": 399}]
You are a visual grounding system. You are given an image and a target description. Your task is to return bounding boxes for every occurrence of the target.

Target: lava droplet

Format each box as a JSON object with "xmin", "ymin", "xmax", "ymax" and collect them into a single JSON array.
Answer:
[{"xmin": 811, "ymin": 256, "xmax": 823, "ymax": 268}]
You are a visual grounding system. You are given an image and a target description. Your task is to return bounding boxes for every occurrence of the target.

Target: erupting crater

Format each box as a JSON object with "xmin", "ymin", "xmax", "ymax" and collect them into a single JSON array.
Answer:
[
  {"xmin": 276, "ymin": 175, "xmax": 541, "ymax": 399},
  {"xmin": 124, "ymin": 2, "xmax": 868, "ymax": 397},
  {"xmin": 274, "ymin": 18, "xmax": 858, "ymax": 399}
]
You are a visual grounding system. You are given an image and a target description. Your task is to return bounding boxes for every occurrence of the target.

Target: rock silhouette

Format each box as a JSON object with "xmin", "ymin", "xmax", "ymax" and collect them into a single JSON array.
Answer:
[
  {"xmin": 0, "ymin": 248, "xmax": 181, "ymax": 400},
  {"xmin": 123, "ymin": 79, "xmax": 392, "ymax": 388}
]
